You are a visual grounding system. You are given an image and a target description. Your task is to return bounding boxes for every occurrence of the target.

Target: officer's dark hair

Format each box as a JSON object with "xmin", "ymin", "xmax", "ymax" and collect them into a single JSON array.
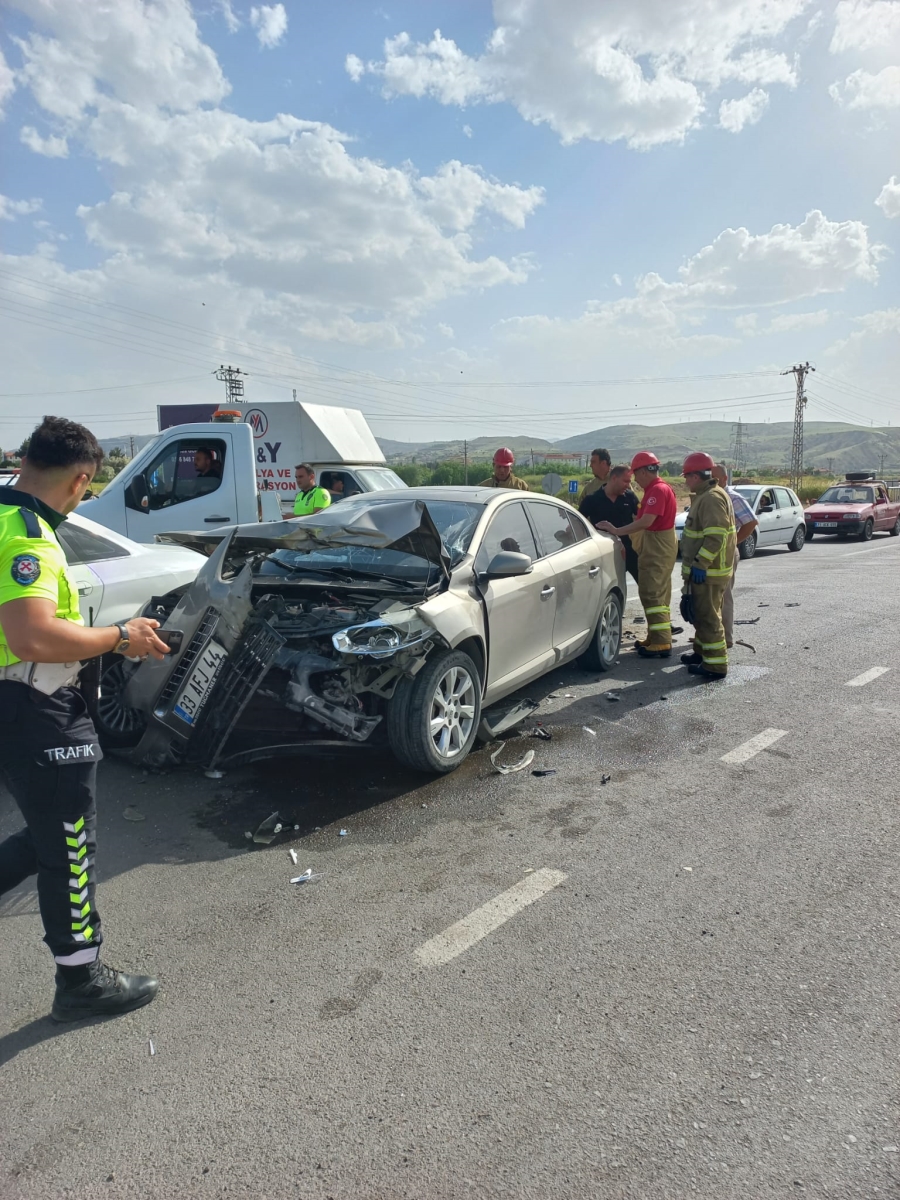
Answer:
[
  {"xmin": 591, "ymin": 448, "xmax": 611, "ymax": 464},
  {"xmin": 295, "ymin": 462, "xmax": 314, "ymax": 475},
  {"xmin": 26, "ymin": 416, "xmax": 104, "ymax": 472}
]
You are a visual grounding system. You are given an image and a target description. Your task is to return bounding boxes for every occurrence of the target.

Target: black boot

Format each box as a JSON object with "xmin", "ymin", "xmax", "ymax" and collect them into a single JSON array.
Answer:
[
  {"xmin": 687, "ymin": 663, "xmax": 726, "ymax": 681},
  {"xmin": 52, "ymin": 959, "xmax": 159, "ymax": 1023},
  {"xmin": 635, "ymin": 642, "xmax": 671, "ymax": 658},
  {"xmin": 680, "ymin": 651, "xmax": 702, "ymax": 665}
]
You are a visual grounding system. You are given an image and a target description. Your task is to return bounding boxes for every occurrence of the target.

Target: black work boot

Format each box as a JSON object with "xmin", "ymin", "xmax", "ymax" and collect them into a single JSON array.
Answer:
[
  {"xmin": 680, "ymin": 651, "xmax": 702, "ymax": 665},
  {"xmin": 51, "ymin": 960, "xmax": 159, "ymax": 1023},
  {"xmin": 687, "ymin": 663, "xmax": 726, "ymax": 681},
  {"xmin": 635, "ymin": 642, "xmax": 671, "ymax": 658}
]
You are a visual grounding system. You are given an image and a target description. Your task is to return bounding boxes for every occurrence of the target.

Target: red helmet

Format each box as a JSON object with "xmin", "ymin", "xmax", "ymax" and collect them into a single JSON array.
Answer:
[
  {"xmin": 631, "ymin": 451, "xmax": 660, "ymax": 471},
  {"xmin": 493, "ymin": 447, "xmax": 515, "ymax": 466},
  {"xmin": 682, "ymin": 452, "xmax": 715, "ymax": 475}
]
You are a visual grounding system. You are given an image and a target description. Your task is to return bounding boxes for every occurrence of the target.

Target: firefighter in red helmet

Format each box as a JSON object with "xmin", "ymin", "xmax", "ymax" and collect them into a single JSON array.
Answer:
[
  {"xmin": 679, "ymin": 452, "xmax": 736, "ymax": 679},
  {"xmin": 596, "ymin": 451, "xmax": 678, "ymax": 656},
  {"xmin": 479, "ymin": 448, "xmax": 530, "ymax": 491}
]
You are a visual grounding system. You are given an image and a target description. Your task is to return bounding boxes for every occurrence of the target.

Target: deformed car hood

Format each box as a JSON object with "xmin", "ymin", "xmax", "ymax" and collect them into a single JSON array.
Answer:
[{"xmin": 158, "ymin": 497, "xmax": 451, "ymax": 580}]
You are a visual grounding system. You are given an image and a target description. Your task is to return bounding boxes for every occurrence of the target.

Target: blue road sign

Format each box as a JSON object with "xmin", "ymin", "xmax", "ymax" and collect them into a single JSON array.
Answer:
[{"xmin": 568, "ymin": 479, "xmax": 579, "ymax": 494}]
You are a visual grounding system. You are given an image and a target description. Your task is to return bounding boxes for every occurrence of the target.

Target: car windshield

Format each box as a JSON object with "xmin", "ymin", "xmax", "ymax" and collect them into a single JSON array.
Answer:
[
  {"xmin": 262, "ymin": 499, "xmax": 482, "ymax": 584},
  {"xmin": 354, "ymin": 468, "xmax": 408, "ymax": 491},
  {"xmin": 734, "ymin": 487, "xmax": 760, "ymax": 502},
  {"xmin": 816, "ymin": 486, "xmax": 874, "ymax": 505}
]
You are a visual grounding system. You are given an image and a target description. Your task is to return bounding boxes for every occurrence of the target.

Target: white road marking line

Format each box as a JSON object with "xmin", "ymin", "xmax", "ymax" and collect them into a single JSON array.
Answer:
[
  {"xmin": 845, "ymin": 666, "xmax": 889, "ymax": 687},
  {"xmin": 721, "ymin": 728, "xmax": 788, "ymax": 764},
  {"xmin": 661, "ymin": 664, "xmax": 682, "ymax": 673},
  {"xmin": 413, "ymin": 868, "xmax": 567, "ymax": 967},
  {"xmin": 844, "ymin": 543, "xmax": 900, "ymax": 557}
]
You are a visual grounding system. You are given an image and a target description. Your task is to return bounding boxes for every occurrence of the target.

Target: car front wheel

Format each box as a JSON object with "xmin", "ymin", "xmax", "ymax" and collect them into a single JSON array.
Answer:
[
  {"xmin": 858, "ymin": 519, "xmax": 873, "ymax": 542},
  {"xmin": 788, "ymin": 524, "xmax": 806, "ymax": 552},
  {"xmin": 387, "ymin": 649, "xmax": 482, "ymax": 774},
  {"xmin": 86, "ymin": 656, "xmax": 147, "ymax": 749},
  {"xmin": 580, "ymin": 590, "xmax": 623, "ymax": 671},
  {"xmin": 738, "ymin": 531, "xmax": 757, "ymax": 560}
]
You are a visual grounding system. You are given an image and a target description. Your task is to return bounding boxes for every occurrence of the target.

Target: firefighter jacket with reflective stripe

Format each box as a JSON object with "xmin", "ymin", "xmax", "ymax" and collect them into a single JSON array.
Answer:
[
  {"xmin": 477, "ymin": 474, "xmax": 530, "ymax": 490},
  {"xmin": 680, "ymin": 480, "xmax": 736, "ymax": 580}
]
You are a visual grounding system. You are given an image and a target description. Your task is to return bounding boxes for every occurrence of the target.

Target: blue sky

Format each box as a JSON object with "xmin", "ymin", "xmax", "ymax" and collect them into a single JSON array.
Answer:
[{"xmin": 1, "ymin": 0, "xmax": 898, "ymax": 448}]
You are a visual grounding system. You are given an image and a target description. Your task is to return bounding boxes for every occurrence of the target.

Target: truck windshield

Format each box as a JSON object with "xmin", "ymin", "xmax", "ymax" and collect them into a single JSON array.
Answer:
[
  {"xmin": 355, "ymin": 468, "xmax": 408, "ymax": 491},
  {"xmin": 816, "ymin": 486, "xmax": 874, "ymax": 505},
  {"xmin": 262, "ymin": 499, "xmax": 482, "ymax": 583}
]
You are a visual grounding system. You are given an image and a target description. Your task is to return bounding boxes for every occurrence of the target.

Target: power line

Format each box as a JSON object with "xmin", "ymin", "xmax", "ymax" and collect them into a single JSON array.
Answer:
[{"xmin": 0, "ymin": 373, "xmax": 208, "ymax": 398}]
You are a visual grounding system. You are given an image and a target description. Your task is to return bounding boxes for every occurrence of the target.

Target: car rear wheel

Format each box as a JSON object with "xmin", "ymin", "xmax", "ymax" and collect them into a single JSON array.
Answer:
[
  {"xmin": 890, "ymin": 516, "xmax": 900, "ymax": 537},
  {"xmin": 738, "ymin": 531, "xmax": 757, "ymax": 560},
  {"xmin": 858, "ymin": 519, "xmax": 873, "ymax": 542},
  {"xmin": 788, "ymin": 524, "xmax": 806, "ymax": 552},
  {"xmin": 387, "ymin": 649, "xmax": 482, "ymax": 774},
  {"xmin": 580, "ymin": 590, "xmax": 622, "ymax": 671},
  {"xmin": 86, "ymin": 656, "xmax": 147, "ymax": 749}
]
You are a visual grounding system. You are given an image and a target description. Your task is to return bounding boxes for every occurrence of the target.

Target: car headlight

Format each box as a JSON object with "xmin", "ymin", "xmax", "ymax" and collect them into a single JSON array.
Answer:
[
  {"xmin": 333, "ymin": 618, "xmax": 430, "ymax": 659},
  {"xmin": 843, "ymin": 513, "xmax": 858, "ymax": 519}
]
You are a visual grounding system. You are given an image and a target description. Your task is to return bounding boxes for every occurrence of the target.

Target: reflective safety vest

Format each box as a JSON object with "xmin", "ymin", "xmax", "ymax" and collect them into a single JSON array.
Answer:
[
  {"xmin": 293, "ymin": 486, "xmax": 332, "ymax": 517},
  {"xmin": 0, "ymin": 492, "xmax": 82, "ymax": 667},
  {"xmin": 681, "ymin": 480, "xmax": 736, "ymax": 579}
]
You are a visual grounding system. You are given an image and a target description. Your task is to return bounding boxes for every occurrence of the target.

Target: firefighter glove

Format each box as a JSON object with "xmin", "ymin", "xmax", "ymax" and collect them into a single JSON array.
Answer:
[{"xmin": 690, "ymin": 565, "xmax": 707, "ymax": 585}]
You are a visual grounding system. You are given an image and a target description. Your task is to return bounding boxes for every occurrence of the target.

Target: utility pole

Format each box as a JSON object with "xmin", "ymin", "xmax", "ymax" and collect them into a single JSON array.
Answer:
[
  {"xmin": 879, "ymin": 449, "xmax": 885, "ymax": 478},
  {"xmin": 129, "ymin": 435, "xmax": 135, "ymax": 461},
  {"xmin": 782, "ymin": 361, "xmax": 814, "ymax": 491},
  {"xmin": 464, "ymin": 439, "xmax": 468, "ymax": 485},
  {"xmin": 214, "ymin": 364, "xmax": 246, "ymax": 406},
  {"xmin": 730, "ymin": 418, "xmax": 746, "ymax": 476}
]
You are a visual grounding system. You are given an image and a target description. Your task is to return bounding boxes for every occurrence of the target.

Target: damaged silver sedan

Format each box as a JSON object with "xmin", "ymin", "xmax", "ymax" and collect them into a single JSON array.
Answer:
[{"xmin": 117, "ymin": 489, "xmax": 625, "ymax": 774}]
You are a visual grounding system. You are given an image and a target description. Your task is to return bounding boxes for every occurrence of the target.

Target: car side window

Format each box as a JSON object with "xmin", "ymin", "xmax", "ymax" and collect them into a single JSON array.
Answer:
[
  {"xmin": 142, "ymin": 439, "xmax": 227, "ymax": 511},
  {"xmin": 566, "ymin": 510, "xmax": 592, "ymax": 542},
  {"xmin": 775, "ymin": 488, "xmax": 795, "ymax": 509},
  {"xmin": 476, "ymin": 502, "xmax": 538, "ymax": 570},
  {"xmin": 527, "ymin": 502, "xmax": 578, "ymax": 558},
  {"xmin": 758, "ymin": 489, "xmax": 775, "ymax": 511},
  {"xmin": 56, "ymin": 524, "xmax": 130, "ymax": 565}
]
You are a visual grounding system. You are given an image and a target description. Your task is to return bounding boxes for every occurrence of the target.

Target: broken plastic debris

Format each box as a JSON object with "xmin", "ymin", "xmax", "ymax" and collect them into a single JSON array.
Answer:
[
  {"xmin": 291, "ymin": 869, "xmax": 314, "ymax": 884},
  {"xmin": 562, "ymin": 693, "xmax": 576, "ymax": 698},
  {"xmin": 123, "ymin": 806, "xmax": 145, "ymax": 822},
  {"xmin": 490, "ymin": 745, "xmax": 535, "ymax": 774},
  {"xmin": 682, "ymin": 866, "xmax": 693, "ymax": 873},
  {"xmin": 785, "ymin": 602, "xmax": 800, "ymax": 607},
  {"xmin": 148, "ymin": 1039, "xmax": 155, "ymax": 1057},
  {"xmin": 582, "ymin": 726, "xmax": 597, "ymax": 736},
  {"xmin": 339, "ymin": 828, "xmax": 349, "ymax": 837},
  {"xmin": 633, "ymin": 616, "xmax": 646, "ymax": 624},
  {"xmin": 600, "ymin": 774, "xmax": 611, "ymax": 785},
  {"xmin": 530, "ymin": 725, "xmax": 552, "ymax": 741},
  {"xmin": 244, "ymin": 831, "xmax": 252, "ymax": 840},
  {"xmin": 735, "ymin": 640, "xmax": 756, "ymax": 653},
  {"xmin": 758, "ymin": 603, "xmax": 769, "ymax": 608},
  {"xmin": 735, "ymin": 617, "xmax": 760, "ymax": 625},
  {"xmin": 204, "ymin": 769, "xmax": 225, "ymax": 780},
  {"xmin": 605, "ymin": 693, "xmax": 621, "ymax": 703},
  {"xmin": 289, "ymin": 849, "xmax": 298, "ymax": 865},
  {"xmin": 532, "ymin": 769, "xmax": 558, "ymax": 777},
  {"xmin": 252, "ymin": 812, "xmax": 283, "ymax": 845}
]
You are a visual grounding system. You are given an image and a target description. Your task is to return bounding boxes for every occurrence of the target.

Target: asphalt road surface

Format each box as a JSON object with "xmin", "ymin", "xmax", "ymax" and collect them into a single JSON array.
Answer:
[{"xmin": 1, "ymin": 534, "xmax": 898, "ymax": 1200}]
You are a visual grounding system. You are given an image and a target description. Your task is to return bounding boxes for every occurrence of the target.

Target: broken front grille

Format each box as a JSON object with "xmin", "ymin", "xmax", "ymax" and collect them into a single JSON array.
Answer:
[
  {"xmin": 186, "ymin": 618, "xmax": 285, "ymax": 768},
  {"xmin": 155, "ymin": 607, "xmax": 219, "ymax": 715}
]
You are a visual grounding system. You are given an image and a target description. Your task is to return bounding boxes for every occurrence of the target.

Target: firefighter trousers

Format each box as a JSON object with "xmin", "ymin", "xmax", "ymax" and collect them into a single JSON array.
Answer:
[
  {"xmin": 691, "ymin": 581, "xmax": 729, "ymax": 676},
  {"xmin": 635, "ymin": 528, "xmax": 678, "ymax": 648},
  {"xmin": 0, "ymin": 682, "xmax": 104, "ymax": 964}
]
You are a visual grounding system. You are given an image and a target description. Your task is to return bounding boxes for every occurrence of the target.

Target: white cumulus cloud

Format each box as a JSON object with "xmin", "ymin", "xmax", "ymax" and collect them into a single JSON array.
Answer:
[
  {"xmin": 830, "ymin": 65, "xmax": 900, "ymax": 110},
  {"xmin": 876, "ymin": 174, "xmax": 900, "ymax": 217},
  {"xmin": 20, "ymin": 124, "xmax": 68, "ymax": 157},
  {"xmin": 718, "ymin": 87, "xmax": 770, "ymax": 132},
  {"xmin": 250, "ymin": 4, "xmax": 288, "ymax": 49},
  {"xmin": 0, "ymin": 46, "xmax": 15, "ymax": 117},
  {"xmin": 830, "ymin": 0, "xmax": 900, "ymax": 53},
  {"xmin": 348, "ymin": 1, "xmax": 808, "ymax": 148},
  {"xmin": 0, "ymin": 194, "xmax": 42, "ymax": 220}
]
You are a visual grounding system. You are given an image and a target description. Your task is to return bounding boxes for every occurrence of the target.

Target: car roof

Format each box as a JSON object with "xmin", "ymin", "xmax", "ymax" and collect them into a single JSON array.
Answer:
[{"xmin": 348, "ymin": 486, "xmax": 565, "ymax": 505}]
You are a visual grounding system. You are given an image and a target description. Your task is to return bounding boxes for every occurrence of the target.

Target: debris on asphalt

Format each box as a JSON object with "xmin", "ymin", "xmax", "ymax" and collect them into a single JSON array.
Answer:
[
  {"xmin": 532, "ymin": 769, "xmax": 558, "ymax": 777},
  {"xmin": 562, "ymin": 693, "xmax": 576, "ymax": 698},
  {"xmin": 605, "ymin": 693, "xmax": 621, "ymax": 703},
  {"xmin": 785, "ymin": 602, "xmax": 800, "ymax": 607},
  {"xmin": 736, "ymin": 617, "xmax": 760, "ymax": 625},
  {"xmin": 289, "ymin": 848, "xmax": 298, "ymax": 865},
  {"xmin": 660, "ymin": 695, "xmax": 668, "ymax": 701},
  {"xmin": 149, "ymin": 1039, "xmax": 156, "ymax": 1057},
  {"xmin": 490, "ymin": 745, "xmax": 535, "ymax": 774},
  {"xmin": 633, "ymin": 616, "xmax": 646, "ymax": 624},
  {"xmin": 123, "ymin": 806, "xmax": 145, "ymax": 822},
  {"xmin": 244, "ymin": 831, "xmax": 252, "ymax": 840},
  {"xmin": 758, "ymin": 603, "xmax": 770, "ymax": 608},
  {"xmin": 291, "ymin": 869, "xmax": 318, "ymax": 885},
  {"xmin": 582, "ymin": 726, "xmax": 597, "ymax": 736},
  {"xmin": 735, "ymin": 640, "xmax": 756, "ymax": 653},
  {"xmin": 600, "ymin": 774, "xmax": 611, "ymax": 785},
  {"xmin": 682, "ymin": 866, "xmax": 693, "ymax": 873},
  {"xmin": 252, "ymin": 812, "xmax": 283, "ymax": 845},
  {"xmin": 204, "ymin": 769, "xmax": 225, "ymax": 780},
  {"xmin": 530, "ymin": 724, "xmax": 552, "ymax": 741},
  {"xmin": 339, "ymin": 828, "xmax": 349, "ymax": 837}
]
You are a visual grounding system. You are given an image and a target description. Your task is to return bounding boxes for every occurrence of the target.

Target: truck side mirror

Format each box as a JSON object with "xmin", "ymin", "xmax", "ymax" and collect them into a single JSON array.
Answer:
[{"xmin": 125, "ymin": 473, "xmax": 149, "ymax": 513}]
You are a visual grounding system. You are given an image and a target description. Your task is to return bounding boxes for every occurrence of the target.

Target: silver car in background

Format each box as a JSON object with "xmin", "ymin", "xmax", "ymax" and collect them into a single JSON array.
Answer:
[
  {"xmin": 120, "ymin": 488, "xmax": 626, "ymax": 775},
  {"xmin": 676, "ymin": 483, "xmax": 805, "ymax": 559}
]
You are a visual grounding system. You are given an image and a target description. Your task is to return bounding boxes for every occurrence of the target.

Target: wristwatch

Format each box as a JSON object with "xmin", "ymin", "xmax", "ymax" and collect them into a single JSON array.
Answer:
[{"xmin": 112, "ymin": 622, "xmax": 130, "ymax": 655}]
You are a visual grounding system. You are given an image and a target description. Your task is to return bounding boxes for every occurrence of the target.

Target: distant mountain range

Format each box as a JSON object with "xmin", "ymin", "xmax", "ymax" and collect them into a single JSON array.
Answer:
[{"xmin": 378, "ymin": 421, "xmax": 900, "ymax": 472}]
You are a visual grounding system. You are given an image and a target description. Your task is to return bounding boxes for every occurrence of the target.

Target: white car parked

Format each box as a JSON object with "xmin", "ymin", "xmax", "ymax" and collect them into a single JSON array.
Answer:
[
  {"xmin": 59, "ymin": 510, "xmax": 205, "ymax": 744},
  {"xmin": 676, "ymin": 484, "xmax": 806, "ymax": 559}
]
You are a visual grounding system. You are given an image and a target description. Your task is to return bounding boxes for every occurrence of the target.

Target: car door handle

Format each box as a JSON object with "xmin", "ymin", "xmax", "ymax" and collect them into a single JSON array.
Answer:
[
  {"xmin": 204, "ymin": 516, "xmax": 231, "ymax": 523},
  {"xmin": 77, "ymin": 582, "xmax": 93, "ymax": 596},
  {"xmin": 588, "ymin": 565, "xmax": 600, "ymax": 577},
  {"xmin": 540, "ymin": 585, "xmax": 556, "ymax": 599}
]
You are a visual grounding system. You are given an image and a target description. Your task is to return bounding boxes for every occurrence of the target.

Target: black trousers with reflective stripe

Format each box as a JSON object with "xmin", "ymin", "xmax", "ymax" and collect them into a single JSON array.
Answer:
[{"xmin": 0, "ymin": 682, "xmax": 103, "ymax": 958}]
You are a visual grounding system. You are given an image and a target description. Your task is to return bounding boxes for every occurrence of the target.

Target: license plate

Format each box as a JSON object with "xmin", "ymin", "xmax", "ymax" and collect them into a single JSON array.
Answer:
[
  {"xmin": 815, "ymin": 521, "xmax": 838, "ymax": 528},
  {"xmin": 173, "ymin": 640, "xmax": 228, "ymax": 726}
]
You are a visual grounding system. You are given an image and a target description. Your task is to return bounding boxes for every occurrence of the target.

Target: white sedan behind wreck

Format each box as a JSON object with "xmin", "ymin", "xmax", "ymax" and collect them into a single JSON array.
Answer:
[{"xmin": 116, "ymin": 488, "xmax": 626, "ymax": 774}]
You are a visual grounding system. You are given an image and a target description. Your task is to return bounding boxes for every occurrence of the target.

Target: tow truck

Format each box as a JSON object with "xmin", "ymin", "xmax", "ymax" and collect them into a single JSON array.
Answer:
[{"xmin": 805, "ymin": 473, "xmax": 900, "ymax": 541}]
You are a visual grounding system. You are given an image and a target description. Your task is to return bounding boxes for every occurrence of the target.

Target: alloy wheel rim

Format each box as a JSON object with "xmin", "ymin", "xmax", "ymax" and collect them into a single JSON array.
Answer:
[
  {"xmin": 429, "ymin": 665, "xmax": 477, "ymax": 759},
  {"xmin": 97, "ymin": 661, "xmax": 146, "ymax": 735},
  {"xmin": 599, "ymin": 597, "xmax": 621, "ymax": 662}
]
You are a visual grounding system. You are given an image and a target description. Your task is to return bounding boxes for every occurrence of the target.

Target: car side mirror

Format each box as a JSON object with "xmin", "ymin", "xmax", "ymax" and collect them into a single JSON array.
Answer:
[
  {"xmin": 758, "ymin": 504, "xmax": 774, "ymax": 513},
  {"xmin": 481, "ymin": 551, "xmax": 533, "ymax": 579},
  {"xmin": 125, "ymin": 473, "xmax": 149, "ymax": 513}
]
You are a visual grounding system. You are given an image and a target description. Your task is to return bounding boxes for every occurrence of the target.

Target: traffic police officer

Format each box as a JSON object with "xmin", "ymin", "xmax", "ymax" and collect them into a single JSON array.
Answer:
[
  {"xmin": 292, "ymin": 462, "xmax": 332, "ymax": 516},
  {"xmin": 596, "ymin": 451, "xmax": 678, "ymax": 657},
  {"xmin": 0, "ymin": 417, "xmax": 169, "ymax": 1021},
  {"xmin": 479, "ymin": 447, "xmax": 530, "ymax": 490},
  {"xmin": 679, "ymin": 452, "xmax": 736, "ymax": 679}
]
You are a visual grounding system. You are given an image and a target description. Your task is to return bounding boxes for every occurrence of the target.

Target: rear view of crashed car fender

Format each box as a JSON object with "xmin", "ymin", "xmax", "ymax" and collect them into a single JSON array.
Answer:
[{"xmin": 122, "ymin": 489, "xmax": 622, "ymax": 774}]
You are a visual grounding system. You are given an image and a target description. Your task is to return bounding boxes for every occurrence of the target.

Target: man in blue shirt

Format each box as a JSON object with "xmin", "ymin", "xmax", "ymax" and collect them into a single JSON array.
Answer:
[{"xmin": 712, "ymin": 465, "xmax": 758, "ymax": 648}]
